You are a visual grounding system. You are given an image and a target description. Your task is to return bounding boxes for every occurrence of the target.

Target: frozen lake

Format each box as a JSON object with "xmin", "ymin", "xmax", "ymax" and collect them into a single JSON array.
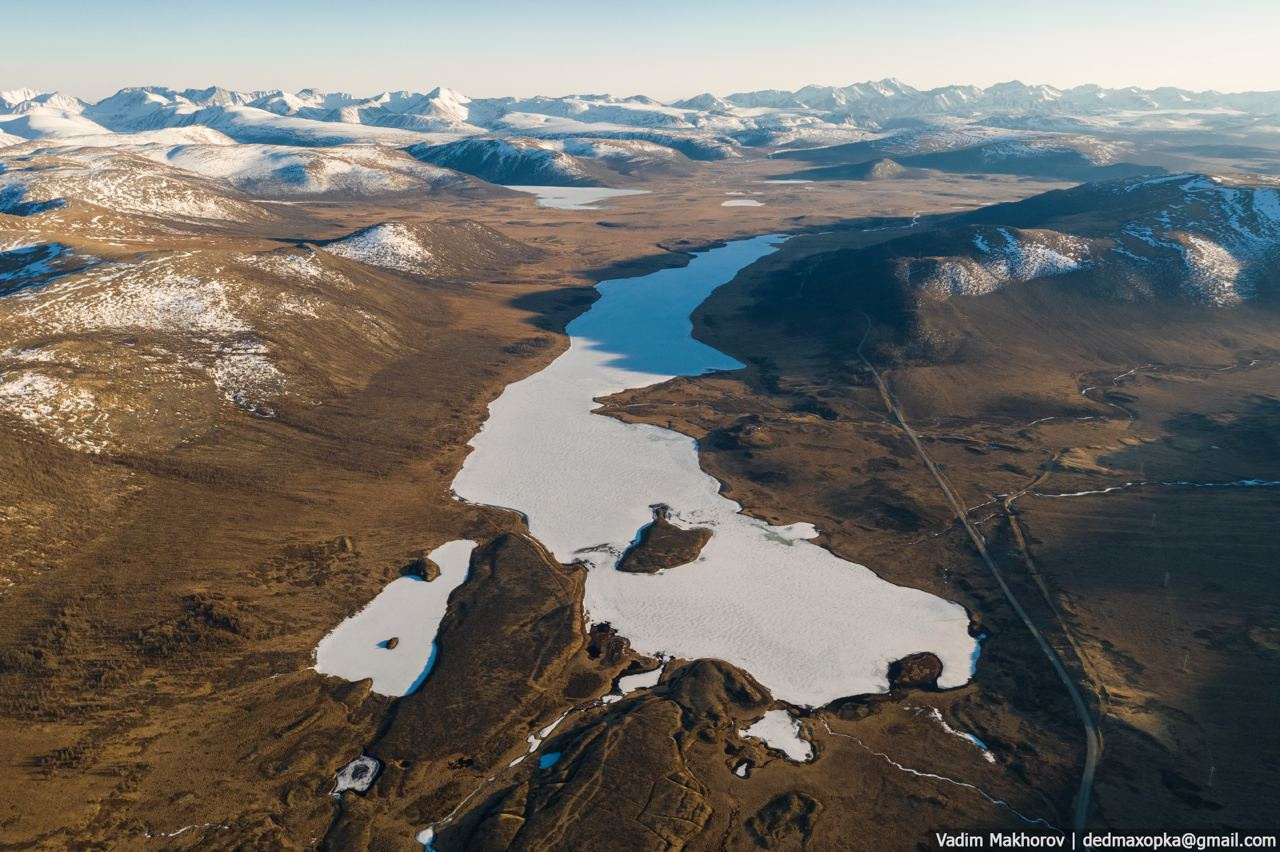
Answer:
[
  {"xmin": 313, "ymin": 539, "xmax": 477, "ymax": 696},
  {"xmin": 452, "ymin": 236, "xmax": 977, "ymax": 707},
  {"xmin": 505, "ymin": 185, "xmax": 650, "ymax": 210},
  {"xmin": 740, "ymin": 709, "xmax": 813, "ymax": 762}
]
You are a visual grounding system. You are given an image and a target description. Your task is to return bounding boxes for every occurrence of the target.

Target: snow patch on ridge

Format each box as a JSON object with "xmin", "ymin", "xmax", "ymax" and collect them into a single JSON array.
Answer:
[
  {"xmin": 913, "ymin": 228, "xmax": 1089, "ymax": 297},
  {"xmin": 0, "ymin": 371, "xmax": 105, "ymax": 452},
  {"xmin": 1180, "ymin": 236, "xmax": 1247, "ymax": 305},
  {"xmin": 322, "ymin": 223, "xmax": 435, "ymax": 274}
]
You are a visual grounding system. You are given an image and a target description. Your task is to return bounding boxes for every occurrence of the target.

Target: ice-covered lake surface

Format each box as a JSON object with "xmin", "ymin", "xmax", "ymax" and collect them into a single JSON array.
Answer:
[
  {"xmin": 313, "ymin": 539, "xmax": 477, "ymax": 696},
  {"xmin": 504, "ymin": 185, "xmax": 650, "ymax": 210},
  {"xmin": 451, "ymin": 235, "xmax": 977, "ymax": 707},
  {"xmin": 331, "ymin": 755, "xmax": 381, "ymax": 797},
  {"xmin": 740, "ymin": 709, "xmax": 813, "ymax": 762}
]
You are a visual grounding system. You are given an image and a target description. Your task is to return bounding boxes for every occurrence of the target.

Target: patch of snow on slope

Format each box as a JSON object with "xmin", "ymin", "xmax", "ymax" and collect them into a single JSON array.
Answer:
[
  {"xmin": 322, "ymin": 223, "xmax": 434, "ymax": 274},
  {"xmin": 912, "ymin": 259, "xmax": 996, "ymax": 296},
  {"xmin": 18, "ymin": 257, "xmax": 249, "ymax": 336},
  {"xmin": 157, "ymin": 144, "xmax": 457, "ymax": 197},
  {"xmin": 1253, "ymin": 188, "xmax": 1280, "ymax": 226},
  {"xmin": 42, "ymin": 126, "xmax": 237, "ymax": 148},
  {"xmin": 0, "ymin": 371, "xmax": 106, "ymax": 452},
  {"xmin": 996, "ymin": 227, "xmax": 1086, "ymax": 280},
  {"xmin": 0, "ymin": 153, "xmax": 259, "ymax": 222},
  {"xmin": 917, "ymin": 229, "xmax": 1088, "ymax": 297},
  {"xmin": 1180, "ymin": 236, "xmax": 1247, "ymax": 305},
  {"xmin": 209, "ymin": 340, "xmax": 286, "ymax": 415},
  {"xmin": 237, "ymin": 250, "xmax": 350, "ymax": 289}
]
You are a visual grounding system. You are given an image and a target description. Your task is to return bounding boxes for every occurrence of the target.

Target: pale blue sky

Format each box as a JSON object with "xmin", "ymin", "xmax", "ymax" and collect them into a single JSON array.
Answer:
[{"xmin": 4, "ymin": 0, "xmax": 1277, "ymax": 101}]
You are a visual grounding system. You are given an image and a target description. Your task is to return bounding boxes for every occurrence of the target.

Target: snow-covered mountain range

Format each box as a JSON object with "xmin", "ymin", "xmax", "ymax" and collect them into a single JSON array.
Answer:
[
  {"xmin": 3, "ymin": 79, "xmax": 1275, "ymax": 191},
  {"xmin": 4, "ymin": 80, "xmax": 1279, "ymax": 149}
]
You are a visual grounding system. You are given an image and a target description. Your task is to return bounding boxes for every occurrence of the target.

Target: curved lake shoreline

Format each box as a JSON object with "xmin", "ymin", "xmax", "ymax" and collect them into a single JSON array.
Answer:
[{"xmin": 452, "ymin": 234, "xmax": 978, "ymax": 707}]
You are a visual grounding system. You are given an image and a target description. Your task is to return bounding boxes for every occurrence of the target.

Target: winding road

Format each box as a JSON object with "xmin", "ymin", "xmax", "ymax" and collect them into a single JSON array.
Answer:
[{"xmin": 857, "ymin": 316, "xmax": 1101, "ymax": 838}]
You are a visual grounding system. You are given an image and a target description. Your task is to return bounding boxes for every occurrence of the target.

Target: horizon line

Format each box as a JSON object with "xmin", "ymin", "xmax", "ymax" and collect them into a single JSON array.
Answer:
[{"xmin": 7, "ymin": 77, "xmax": 1280, "ymax": 106}]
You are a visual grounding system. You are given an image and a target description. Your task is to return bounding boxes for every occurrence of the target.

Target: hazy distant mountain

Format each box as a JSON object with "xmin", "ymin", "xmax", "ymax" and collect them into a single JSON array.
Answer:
[
  {"xmin": 1, "ymin": 80, "xmax": 1275, "ymax": 151},
  {"xmin": 3, "ymin": 80, "xmax": 1279, "ymax": 188},
  {"xmin": 775, "ymin": 133, "xmax": 1160, "ymax": 182},
  {"xmin": 725, "ymin": 79, "xmax": 1280, "ymax": 120}
]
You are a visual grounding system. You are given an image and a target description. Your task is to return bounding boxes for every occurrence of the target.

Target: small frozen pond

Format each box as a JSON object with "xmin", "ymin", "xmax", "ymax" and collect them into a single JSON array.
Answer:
[
  {"xmin": 508, "ymin": 710, "xmax": 570, "ymax": 767},
  {"xmin": 313, "ymin": 539, "xmax": 477, "ymax": 696},
  {"xmin": 600, "ymin": 659, "xmax": 667, "ymax": 704},
  {"xmin": 505, "ymin": 186, "xmax": 650, "ymax": 210},
  {"xmin": 331, "ymin": 755, "xmax": 381, "ymax": 796},
  {"xmin": 452, "ymin": 236, "xmax": 977, "ymax": 707},
  {"xmin": 616, "ymin": 663, "xmax": 664, "ymax": 695},
  {"xmin": 721, "ymin": 199, "xmax": 765, "ymax": 207},
  {"xmin": 740, "ymin": 709, "xmax": 813, "ymax": 762}
]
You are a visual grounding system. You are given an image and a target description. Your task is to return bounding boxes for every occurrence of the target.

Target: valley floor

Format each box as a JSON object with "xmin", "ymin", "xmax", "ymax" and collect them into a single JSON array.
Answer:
[{"xmin": 0, "ymin": 151, "xmax": 1275, "ymax": 850}]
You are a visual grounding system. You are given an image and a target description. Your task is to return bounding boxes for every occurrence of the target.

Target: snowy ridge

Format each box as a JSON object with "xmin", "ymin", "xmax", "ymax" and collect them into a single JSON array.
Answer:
[
  {"xmin": 150, "ymin": 143, "xmax": 461, "ymax": 197},
  {"xmin": 5, "ymin": 79, "xmax": 1273, "ymax": 160},
  {"xmin": 555, "ymin": 137, "xmax": 680, "ymax": 163},
  {"xmin": 316, "ymin": 218, "xmax": 535, "ymax": 277},
  {"xmin": 909, "ymin": 228, "xmax": 1090, "ymax": 297},
  {"xmin": 322, "ymin": 223, "xmax": 436, "ymax": 274},
  {"xmin": 0, "ymin": 248, "xmax": 358, "ymax": 449},
  {"xmin": 0, "ymin": 244, "xmax": 396, "ymax": 452},
  {"xmin": 0, "ymin": 147, "xmax": 266, "ymax": 222},
  {"xmin": 977, "ymin": 137, "xmax": 1126, "ymax": 166},
  {"xmin": 405, "ymin": 137, "xmax": 594, "ymax": 186},
  {"xmin": 0, "ymin": 242, "xmax": 76, "ymax": 293},
  {"xmin": 1112, "ymin": 175, "xmax": 1280, "ymax": 305},
  {"xmin": 34, "ymin": 126, "xmax": 237, "ymax": 148},
  {"xmin": 906, "ymin": 173, "xmax": 1280, "ymax": 305},
  {"xmin": 14, "ymin": 255, "xmax": 249, "ymax": 336},
  {"xmin": 0, "ymin": 371, "xmax": 105, "ymax": 452}
]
